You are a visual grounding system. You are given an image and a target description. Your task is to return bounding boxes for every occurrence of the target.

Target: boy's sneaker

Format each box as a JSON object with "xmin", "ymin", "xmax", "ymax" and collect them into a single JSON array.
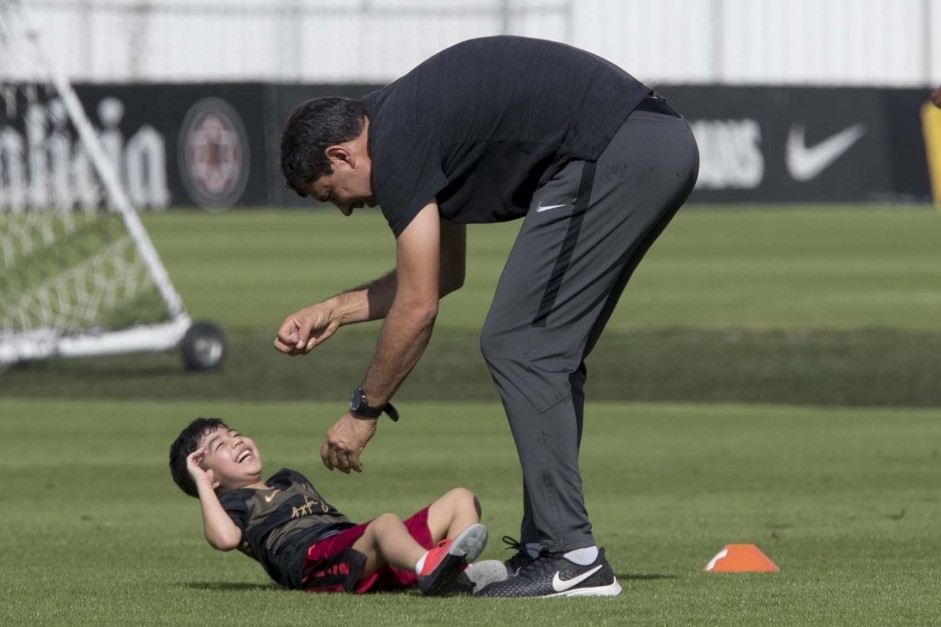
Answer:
[
  {"xmin": 464, "ymin": 559, "xmax": 509, "ymax": 593},
  {"xmin": 417, "ymin": 523, "xmax": 489, "ymax": 596},
  {"xmin": 476, "ymin": 547, "xmax": 621, "ymax": 598},
  {"xmin": 444, "ymin": 560, "xmax": 510, "ymax": 595}
]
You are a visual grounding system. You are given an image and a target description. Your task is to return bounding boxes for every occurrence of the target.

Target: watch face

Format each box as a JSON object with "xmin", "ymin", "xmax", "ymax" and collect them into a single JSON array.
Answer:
[
  {"xmin": 349, "ymin": 387, "xmax": 382, "ymax": 418},
  {"xmin": 350, "ymin": 389, "xmax": 364, "ymax": 411}
]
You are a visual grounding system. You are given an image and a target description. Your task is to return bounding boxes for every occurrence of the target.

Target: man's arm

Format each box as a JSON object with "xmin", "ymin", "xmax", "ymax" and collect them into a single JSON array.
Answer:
[
  {"xmin": 186, "ymin": 449, "xmax": 243, "ymax": 551},
  {"xmin": 273, "ymin": 214, "xmax": 464, "ymax": 355},
  {"xmin": 360, "ymin": 201, "xmax": 443, "ymax": 404},
  {"xmin": 273, "ymin": 271, "xmax": 396, "ymax": 355},
  {"xmin": 321, "ymin": 201, "xmax": 464, "ymax": 473}
]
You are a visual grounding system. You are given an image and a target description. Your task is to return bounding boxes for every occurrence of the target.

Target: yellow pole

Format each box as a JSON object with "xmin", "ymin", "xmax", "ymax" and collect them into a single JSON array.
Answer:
[{"xmin": 921, "ymin": 102, "xmax": 941, "ymax": 210}]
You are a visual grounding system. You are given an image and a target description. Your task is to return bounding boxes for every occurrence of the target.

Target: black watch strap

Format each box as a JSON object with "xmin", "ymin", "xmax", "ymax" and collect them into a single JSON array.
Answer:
[{"xmin": 349, "ymin": 387, "xmax": 399, "ymax": 422}]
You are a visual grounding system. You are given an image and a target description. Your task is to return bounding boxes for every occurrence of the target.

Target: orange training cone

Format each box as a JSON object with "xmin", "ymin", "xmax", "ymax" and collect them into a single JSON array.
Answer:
[{"xmin": 704, "ymin": 544, "xmax": 779, "ymax": 572}]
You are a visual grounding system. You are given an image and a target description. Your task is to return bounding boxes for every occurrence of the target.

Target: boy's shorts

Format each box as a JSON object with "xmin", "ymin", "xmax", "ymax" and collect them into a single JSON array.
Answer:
[{"xmin": 301, "ymin": 506, "xmax": 433, "ymax": 593}]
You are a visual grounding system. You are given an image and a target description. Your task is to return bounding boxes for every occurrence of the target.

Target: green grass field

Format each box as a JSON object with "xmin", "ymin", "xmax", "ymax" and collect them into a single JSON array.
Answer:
[
  {"xmin": 4, "ymin": 400, "xmax": 941, "ymax": 625},
  {"xmin": 143, "ymin": 204, "xmax": 941, "ymax": 333},
  {"xmin": 3, "ymin": 205, "xmax": 941, "ymax": 625},
  {"xmin": 5, "ymin": 206, "xmax": 941, "ymax": 405}
]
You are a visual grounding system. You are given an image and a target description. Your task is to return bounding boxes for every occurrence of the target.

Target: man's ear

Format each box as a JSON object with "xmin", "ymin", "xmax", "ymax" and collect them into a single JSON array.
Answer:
[{"xmin": 325, "ymin": 145, "xmax": 354, "ymax": 169}]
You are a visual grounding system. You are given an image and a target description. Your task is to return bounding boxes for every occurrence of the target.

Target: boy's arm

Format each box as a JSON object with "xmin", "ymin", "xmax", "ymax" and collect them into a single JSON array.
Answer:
[{"xmin": 186, "ymin": 449, "xmax": 243, "ymax": 551}]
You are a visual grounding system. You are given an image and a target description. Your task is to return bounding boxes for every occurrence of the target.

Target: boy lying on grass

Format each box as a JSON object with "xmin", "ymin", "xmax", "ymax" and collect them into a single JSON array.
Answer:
[{"xmin": 169, "ymin": 417, "xmax": 506, "ymax": 595}]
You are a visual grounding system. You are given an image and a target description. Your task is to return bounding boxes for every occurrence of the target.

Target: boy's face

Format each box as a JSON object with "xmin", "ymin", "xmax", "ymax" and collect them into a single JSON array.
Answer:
[{"xmin": 198, "ymin": 427, "xmax": 263, "ymax": 491}]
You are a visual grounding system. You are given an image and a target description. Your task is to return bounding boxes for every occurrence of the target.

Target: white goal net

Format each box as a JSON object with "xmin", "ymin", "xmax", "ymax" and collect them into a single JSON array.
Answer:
[{"xmin": 0, "ymin": 1, "xmax": 224, "ymax": 370}]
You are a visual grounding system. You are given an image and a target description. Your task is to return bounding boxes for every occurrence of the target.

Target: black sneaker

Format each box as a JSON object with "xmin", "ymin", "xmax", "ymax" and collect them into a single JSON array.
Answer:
[
  {"xmin": 417, "ymin": 523, "xmax": 488, "ymax": 596},
  {"xmin": 476, "ymin": 547, "xmax": 621, "ymax": 598},
  {"xmin": 502, "ymin": 536, "xmax": 536, "ymax": 576}
]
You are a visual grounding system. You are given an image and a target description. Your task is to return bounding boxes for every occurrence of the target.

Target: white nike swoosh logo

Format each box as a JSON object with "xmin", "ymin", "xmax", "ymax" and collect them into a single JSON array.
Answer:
[
  {"xmin": 785, "ymin": 123, "xmax": 866, "ymax": 182},
  {"xmin": 263, "ymin": 489, "xmax": 280, "ymax": 503},
  {"xmin": 551, "ymin": 564, "xmax": 603, "ymax": 593},
  {"xmin": 536, "ymin": 203, "xmax": 568, "ymax": 213}
]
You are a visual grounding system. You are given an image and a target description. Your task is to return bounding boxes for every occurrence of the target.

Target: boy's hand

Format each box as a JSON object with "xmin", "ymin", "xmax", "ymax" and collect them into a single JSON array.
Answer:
[
  {"xmin": 321, "ymin": 413, "xmax": 376, "ymax": 473},
  {"xmin": 186, "ymin": 448, "xmax": 215, "ymax": 490}
]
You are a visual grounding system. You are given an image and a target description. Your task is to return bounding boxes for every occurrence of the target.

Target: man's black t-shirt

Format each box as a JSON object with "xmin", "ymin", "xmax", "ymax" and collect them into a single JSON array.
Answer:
[
  {"xmin": 362, "ymin": 36, "xmax": 651, "ymax": 237},
  {"xmin": 220, "ymin": 468, "xmax": 355, "ymax": 589}
]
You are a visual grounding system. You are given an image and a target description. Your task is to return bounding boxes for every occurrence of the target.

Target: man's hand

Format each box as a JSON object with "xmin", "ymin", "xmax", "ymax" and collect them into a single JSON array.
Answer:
[
  {"xmin": 933, "ymin": 86, "xmax": 941, "ymax": 109},
  {"xmin": 321, "ymin": 413, "xmax": 377, "ymax": 473},
  {"xmin": 186, "ymin": 448, "xmax": 215, "ymax": 492},
  {"xmin": 274, "ymin": 303, "xmax": 339, "ymax": 355}
]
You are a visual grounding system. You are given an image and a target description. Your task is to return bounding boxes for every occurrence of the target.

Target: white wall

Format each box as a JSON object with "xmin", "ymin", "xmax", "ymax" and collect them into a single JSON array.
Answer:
[
  {"xmin": 5, "ymin": 0, "xmax": 941, "ymax": 86},
  {"xmin": 573, "ymin": 0, "xmax": 941, "ymax": 86}
]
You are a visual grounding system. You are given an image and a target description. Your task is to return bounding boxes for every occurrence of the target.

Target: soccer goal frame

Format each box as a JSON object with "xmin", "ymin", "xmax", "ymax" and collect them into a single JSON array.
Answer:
[{"xmin": 0, "ymin": 3, "xmax": 225, "ymax": 371}]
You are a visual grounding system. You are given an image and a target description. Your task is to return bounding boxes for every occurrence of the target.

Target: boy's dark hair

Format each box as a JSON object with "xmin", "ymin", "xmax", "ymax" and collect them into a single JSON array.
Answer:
[
  {"xmin": 169, "ymin": 417, "xmax": 229, "ymax": 498},
  {"xmin": 279, "ymin": 96, "xmax": 366, "ymax": 197}
]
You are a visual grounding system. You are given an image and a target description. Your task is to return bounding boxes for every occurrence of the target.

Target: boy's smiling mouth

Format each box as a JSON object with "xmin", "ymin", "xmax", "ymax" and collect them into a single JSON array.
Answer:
[{"xmin": 236, "ymin": 450, "xmax": 252, "ymax": 463}]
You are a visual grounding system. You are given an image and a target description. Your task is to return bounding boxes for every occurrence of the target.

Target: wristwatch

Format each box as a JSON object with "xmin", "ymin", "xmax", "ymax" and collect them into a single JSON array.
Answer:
[{"xmin": 349, "ymin": 387, "xmax": 399, "ymax": 422}]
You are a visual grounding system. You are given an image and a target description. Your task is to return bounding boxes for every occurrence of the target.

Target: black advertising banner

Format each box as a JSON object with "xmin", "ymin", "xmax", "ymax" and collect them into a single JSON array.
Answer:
[
  {"xmin": 76, "ymin": 83, "xmax": 269, "ymax": 211},
  {"xmin": 659, "ymin": 85, "xmax": 934, "ymax": 204},
  {"xmin": 0, "ymin": 82, "xmax": 936, "ymax": 210},
  {"xmin": 0, "ymin": 83, "xmax": 268, "ymax": 211}
]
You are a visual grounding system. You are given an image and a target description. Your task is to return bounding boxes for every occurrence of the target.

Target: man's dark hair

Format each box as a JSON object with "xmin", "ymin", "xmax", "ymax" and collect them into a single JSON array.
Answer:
[
  {"xmin": 169, "ymin": 417, "xmax": 229, "ymax": 497},
  {"xmin": 279, "ymin": 96, "xmax": 366, "ymax": 197}
]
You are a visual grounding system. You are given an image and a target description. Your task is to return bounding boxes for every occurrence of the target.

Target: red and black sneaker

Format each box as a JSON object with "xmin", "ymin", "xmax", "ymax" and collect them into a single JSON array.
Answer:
[{"xmin": 417, "ymin": 523, "xmax": 489, "ymax": 596}]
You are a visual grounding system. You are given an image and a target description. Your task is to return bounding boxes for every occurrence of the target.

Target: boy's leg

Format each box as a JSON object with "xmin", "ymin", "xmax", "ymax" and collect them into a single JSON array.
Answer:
[
  {"xmin": 424, "ymin": 488, "xmax": 509, "ymax": 593},
  {"xmin": 352, "ymin": 490, "xmax": 487, "ymax": 573},
  {"xmin": 351, "ymin": 513, "xmax": 427, "ymax": 576},
  {"xmin": 343, "ymin": 506, "xmax": 490, "ymax": 595},
  {"xmin": 364, "ymin": 502, "xmax": 489, "ymax": 596},
  {"xmin": 425, "ymin": 487, "xmax": 482, "ymax": 542},
  {"xmin": 416, "ymin": 523, "xmax": 489, "ymax": 596},
  {"xmin": 302, "ymin": 509, "xmax": 454, "ymax": 594}
]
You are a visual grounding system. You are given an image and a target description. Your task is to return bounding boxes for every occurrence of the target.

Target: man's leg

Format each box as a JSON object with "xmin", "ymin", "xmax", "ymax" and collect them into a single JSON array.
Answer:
[
  {"xmin": 514, "ymin": 362, "xmax": 585, "ymax": 558},
  {"xmin": 482, "ymin": 158, "xmax": 598, "ymax": 556},
  {"xmin": 479, "ymin": 107, "xmax": 698, "ymax": 596}
]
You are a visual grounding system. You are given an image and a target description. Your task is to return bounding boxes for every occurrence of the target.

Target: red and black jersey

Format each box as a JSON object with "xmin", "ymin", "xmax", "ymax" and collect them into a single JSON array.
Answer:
[{"xmin": 220, "ymin": 468, "xmax": 356, "ymax": 588}]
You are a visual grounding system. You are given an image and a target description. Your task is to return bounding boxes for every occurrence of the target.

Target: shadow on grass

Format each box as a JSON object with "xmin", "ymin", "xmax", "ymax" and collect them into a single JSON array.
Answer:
[
  {"xmin": 186, "ymin": 582, "xmax": 282, "ymax": 592},
  {"xmin": 5, "ymin": 328, "xmax": 941, "ymax": 406}
]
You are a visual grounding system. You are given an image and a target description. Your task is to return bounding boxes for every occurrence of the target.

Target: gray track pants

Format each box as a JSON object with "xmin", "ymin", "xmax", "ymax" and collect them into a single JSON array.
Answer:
[{"xmin": 480, "ymin": 108, "xmax": 699, "ymax": 552}]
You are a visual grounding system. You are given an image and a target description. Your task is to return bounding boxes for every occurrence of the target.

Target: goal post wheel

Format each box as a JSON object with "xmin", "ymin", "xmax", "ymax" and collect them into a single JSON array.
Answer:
[{"xmin": 180, "ymin": 321, "xmax": 226, "ymax": 372}]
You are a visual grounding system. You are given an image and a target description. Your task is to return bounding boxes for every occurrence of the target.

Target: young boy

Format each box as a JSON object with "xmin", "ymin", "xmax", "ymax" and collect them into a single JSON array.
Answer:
[{"xmin": 169, "ymin": 417, "xmax": 506, "ymax": 595}]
